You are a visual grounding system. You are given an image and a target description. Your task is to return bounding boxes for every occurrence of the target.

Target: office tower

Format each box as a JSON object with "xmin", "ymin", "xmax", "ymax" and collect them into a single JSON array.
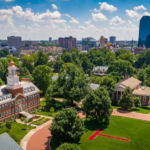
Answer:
[
  {"xmin": 82, "ymin": 37, "xmax": 96, "ymax": 51},
  {"xmin": 100, "ymin": 36, "xmax": 108, "ymax": 48},
  {"xmin": 7, "ymin": 36, "xmax": 22, "ymax": 48},
  {"xmin": 49, "ymin": 37, "xmax": 52, "ymax": 42},
  {"xmin": 138, "ymin": 16, "xmax": 150, "ymax": 48},
  {"xmin": 110, "ymin": 36, "xmax": 116, "ymax": 44},
  {"xmin": 58, "ymin": 36, "xmax": 76, "ymax": 51}
]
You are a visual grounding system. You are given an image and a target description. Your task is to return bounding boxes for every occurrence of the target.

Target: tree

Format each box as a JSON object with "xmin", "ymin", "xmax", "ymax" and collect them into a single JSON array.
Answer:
[
  {"xmin": 83, "ymin": 87, "xmax": 113, "ymax": 123},
  {"xmin": 54, "ymin": 58, "xmax": 64, "ymax": 73},
  {"xmin": 2, "ymin": 48, "xmax": 9, "ymax": 56},
  {"xmin": 13, "ymin": 52, "xmax": 19, "ymax": 57},
  {"xmin": 0, "ymin": 51, "xmax": 5, "ymax": 57},
  {"xmin": 50, "ymin": 107, "xmax": 54, "ymax": 115},
  {"xmin": 35, "ymin": 51, "xmax": 49, "ymax": 66},
  {"xmin": 21, "ymin": 55, "xmax": 35, "ymax": 73},
  {"xmin": 117, "ymin": 52, "xmax": 133, "ymax": 64},
  {"xmin": 0, "ymin": 59, "xmax": 9, "ymax": 82},
  {"xmin": 134, "ymin": 97, "xmax": 141, "ymax": 108},
  {"xmin": 108, "ymin": 59, "xmax": 134, "ymax": 76},
  {"xmin": 19, "ymin": 67, "xmax": 33, "ymax": 81},
  {"xmin": 0, "ymin": 121, "xmax": 5, "ymax": 128},
  {"xmin": 137, "ymin": 69, "xmax": 146, "ymax": 84},
  {"xmin": 56, "ymin": 143, "xmax": 81, "ymax": 150},
  {"xmin": 50, "ymin": 108, "xmax": 85, "ymax": 143},
  {"xmin": 115, "ymin": 49, "xmax": 130, "ymax": 57},
  {"xmin": 100, "ymin": 76, "xmax": 116, "ymax": 97},
  {"xmin": 47, "ymin": 63, "xmax": 89, "ymax": 104},
  {"xmin": 6, "ymin": 121, "xmax": 11, "ymax": 131},
  {"xmin": 119, "ymin": 87, "xmax": 134, "ymax": 110},
  {"xmin": 32, "ymin": 65, "xmax": 53, "ymax": 94},
  {"xmin": 0, "ymin": 78, "xmax": 4, "ymax": 86}
]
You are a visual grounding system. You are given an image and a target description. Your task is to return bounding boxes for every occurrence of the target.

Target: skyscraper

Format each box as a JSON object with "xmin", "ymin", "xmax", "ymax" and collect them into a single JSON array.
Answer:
[
  {"xmin": 110, "ymin": 36, "xmax": 116, "ymax": 44},
  {"xmin": 138, "ymin": 16, "xmax": 150, "ymax": 48},
  {"xmin": 100, "ymin": 36, "xmax": 107, "ymax": 48},
  {"xmin": 58, "ymin": 36, "xmax": 76, "ymax": 51},
  {"xmin": 7, "ymin": 36, "xmax": 22, "ymax": 48}
]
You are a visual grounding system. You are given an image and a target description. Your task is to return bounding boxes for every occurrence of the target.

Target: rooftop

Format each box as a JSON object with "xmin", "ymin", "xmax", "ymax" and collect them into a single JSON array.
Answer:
[{"xmin": 133, "ymin": 87, "xmax": 150, "ymax": 96}]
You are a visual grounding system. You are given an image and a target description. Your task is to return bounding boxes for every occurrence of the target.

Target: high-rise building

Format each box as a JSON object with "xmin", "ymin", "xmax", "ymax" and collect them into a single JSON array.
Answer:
[
  {"xmin": 58, "ymin": 36, "xmax": 76, "ymax": 51},
  {"xmin": 138, "ymin": 16, "xmax": 150, "ymax": 48},
  {"xmin": 110, "ymin": 36, "xmax": 116, "ymax": 44},
  {"xmin": 82, "ymin": 37, "xmax": 96, "ymax": 51},
  {"xmin": 100, "ymin": 36, "xmax": 107, "ymax": 48},
  {"xmin": 7, "ymin": 36, "xmax": 22, "ymax": 48},
  {"xmin": 49, "ymin": 37, "xmax": 52, "ymax": 43}
]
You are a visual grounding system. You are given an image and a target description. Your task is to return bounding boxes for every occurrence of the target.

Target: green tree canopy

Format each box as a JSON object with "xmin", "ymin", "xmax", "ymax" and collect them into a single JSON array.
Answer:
[
  {"xmin": 35, "ymin": 51, "xmax": 48, "ymax": 66},
  {"xmin": 32, "ymin": 65, "xmax": 53, "ymax": 94},
  {"xmin": 108, "ymin": 59, "xmax": 134, "ymax": 76},
  {"xmin": 54, "ymin": 57, "xmax": 64, "ymax": 73},
  {"xmin": 50, "ymin": 108, "xmax": 85, "ymax": 143},
  {"xmin": 19, "ymin": 67, "xmax": 33, "ymax": 81},
  {"xmin": 100, "ymin": 76, "xmax": 116, "ymax": 97},
  {"xmin": 117, "ymin": 52, "xmax": 133, "ymax": 64},
  {"xmin": 21, "ymin": 55, "xmax": 34, "ymax": 73},
  {"xmin": 134, "ymin": 97, "xmax": 141, "ymax": 108},
  {"xmin": 0, "ymin": 59, "xmax": 9, "ymax": 82},
  {"xmin": 115, "ymin": 49, "xmax": 131, "ymax": 57},
  {"xmin": 83, "ymin": 87, "xmax": 113, "ymax": 123},
  {"xmin": 0, "ymin": 77, "xmax": 4, "ymax": 86},
  {"xmin": 119, "ymin": 87, "xmax": 134, "ymax": 110},
  {"xmin": 56, "ymin": 143, "xmax": 81, "ymax": 150},
  {"xmin": 47, "ymin": 63, "xmax": 89, "ymax": 104}
]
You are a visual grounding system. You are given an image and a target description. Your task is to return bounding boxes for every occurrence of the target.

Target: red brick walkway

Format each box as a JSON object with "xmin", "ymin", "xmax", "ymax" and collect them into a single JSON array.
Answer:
[
  {"xmin": 78, "ymin": 109, "xmax": 150, "ymax": 121},
  {"xmin": 27, "ymin": 124, "xmax": 51, "ymax": 150}
]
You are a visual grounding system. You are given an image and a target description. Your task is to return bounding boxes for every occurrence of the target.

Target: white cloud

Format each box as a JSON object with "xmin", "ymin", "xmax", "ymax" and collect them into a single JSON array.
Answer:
[
  {"xmin": 93, "ymin": 8, "xmax": 100, "ymax": 13},
  {"xmin": 126, "ymin": 10, "xmax": 139, "ymax": 18},
  {"xmin": 110, "ymin": 16, "xmax": 126, "ymax": 25},
  {"xmin": 92, "ymin": 12, "xmax": 107, "ymax": 21},
  {"xmin": 64, "ymin": 14, "xmax": 71, "ymax": 18},
  {"xmin": 51, "ymin": 4, "xmax": 58, "ymax": 10},
  {"xmin": 134, "ymin": 5, "xmax": 147, "ymax": 11},
  {"xmin": 34, "ymin": 23, "xmax": 40, "ymax": 27},
  {"xmin": 85, "ymin": 20, "xmax": 91, "ymax": 25},
  {"xmin": 99, "ymin": 2, "xmax": 117, "ymax": 12},
  {"xmin": 142, "ymin": 12, "xmax": 150, "ymax": 16},
  {"xmin": 70, "ymin": 17, "xmax": 79, "ymax": 24},
  {"xmin": 5, "ymin": 0, "xmax": 14, "ymax": 2}
]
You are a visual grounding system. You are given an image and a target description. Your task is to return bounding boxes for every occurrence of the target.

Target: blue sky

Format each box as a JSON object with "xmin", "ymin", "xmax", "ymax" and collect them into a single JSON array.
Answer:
[{"xmin": 0, "ymin": 0, "xmax": 150, "ymax": 40}]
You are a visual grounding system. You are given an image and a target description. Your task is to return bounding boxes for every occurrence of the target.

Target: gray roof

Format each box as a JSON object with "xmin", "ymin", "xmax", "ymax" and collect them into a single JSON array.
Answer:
[
  {"xmin": 90, "ymin": 83, "xmax": 100, "ymax": 90},
  {"xmin": 0, "ymin": 132, "xmax": 23, "ymax": 150},
  {"xmin": 93, "ymin": 66, "xmax": 108, "ymax": 72},
  {"xmin": 52, "ymin": 75, "xmax": 58, "ymax": 81},
  {"xmin": 0, "ymin": 85, "xmax": 10, "ymax": 96}
]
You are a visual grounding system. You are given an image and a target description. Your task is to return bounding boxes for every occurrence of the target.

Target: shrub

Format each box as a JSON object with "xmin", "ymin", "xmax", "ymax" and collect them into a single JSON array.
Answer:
[
  {"xmin": 21, "ymin": 117, "xmax": 25, "ymax": 122},
  {"xmin": 50, "ymin": 107, "xmax": 55, "ymax": 115},
  {"xmin": 134, "ymin": 97, "xmax": 141, "ymax": 108},
  {"xmin": 0, "ymin": 121, "xmax": 5, "ymax": 128},
  {"xmin": 6, "ymin": 121, "xmax": 11, "ymax": 130}
]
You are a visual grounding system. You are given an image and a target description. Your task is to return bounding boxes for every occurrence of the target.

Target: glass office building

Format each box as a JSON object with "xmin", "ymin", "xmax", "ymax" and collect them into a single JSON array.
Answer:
[
  {"xmin": 138, "ymin": 16, "xmax": 150, "ymax": 48},
  {"xmin": 82, "ymin": 37, "xmax": 96, "ymax": 51}
]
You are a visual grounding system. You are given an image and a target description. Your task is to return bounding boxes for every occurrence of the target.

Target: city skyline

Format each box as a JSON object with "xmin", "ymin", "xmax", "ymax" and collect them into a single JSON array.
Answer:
[{"xmin": 0, "ymin": 0, "xmax": 150, "ymax": 40}]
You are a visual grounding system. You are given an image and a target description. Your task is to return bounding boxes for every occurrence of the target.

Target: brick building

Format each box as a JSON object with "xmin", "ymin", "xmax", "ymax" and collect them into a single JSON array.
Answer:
[
  {"xmin": 0, "ymin": 60, "xmax": 40, "ymax": 122},
  {"xmin": 58, "ymin": 36, "xmax": 76, "ymax": 51},
  {"xmin": 134, "ymin": 47, "xmax": 146, "ymax": 55},
  {"xmin": 113, "ymin": 77, "xmax": 150, "ymax": 106}
]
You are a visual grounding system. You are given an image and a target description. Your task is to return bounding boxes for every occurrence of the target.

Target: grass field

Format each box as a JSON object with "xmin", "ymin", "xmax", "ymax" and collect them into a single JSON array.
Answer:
[
  {"xmin": 50, "ymin": 116, "xmax": 150, "ymax": 150},
  {"xmin": 0, "ymin": 122, "xmax": 34, "ymax": 143},
  {"xmin": 112, "ymin": 106, "xmax": 150, "ymax": 114}
]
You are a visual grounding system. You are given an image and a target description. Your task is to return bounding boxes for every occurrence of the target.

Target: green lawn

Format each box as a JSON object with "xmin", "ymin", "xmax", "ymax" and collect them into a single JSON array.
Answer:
[
  {"xmin": 112, "ymin": 106, "xmax": 150, "ymax": 114},
  {"xmin": 51, "ymin": 116, "xmax": 150, "ymax": 150},
  {"xmin": 37, "ymin": 99, "xmax": 64, "ymax": 117},
  {"xmin": 0, "ymin": 122, "xmax": 34, "ymax": 143}
]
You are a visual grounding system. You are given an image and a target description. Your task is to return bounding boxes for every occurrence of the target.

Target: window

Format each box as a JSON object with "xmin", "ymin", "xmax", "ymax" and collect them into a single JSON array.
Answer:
[
  {"xmin": 12, "ymin": 108, "xmax": 14, "ymax": 113},
  {"xmin": 23, "ymin": 105, "xmax": 25, "ymax": 109},
  {"xmin": 33, "ymin": 95, "xmax": 35, "ymax": 99},
  {"xmin": 12, "ymin": 102, "xmax": 14, "ymax": 106},
  {"xmin": 143, "ymin": 96, "xmax": 146, "ymax": 102},
  {"xmin": 16, "ymin": 107, "xmax": 18, "ymax": 112},
  {"xmin": 22, "ymin": 98, "xmax": 25, "ymax": 103},
  {"xmin": 28, "ymin": 103, "xmax": 30, "ymax": 107},
  {"xmin": 9, "ymin": 103, "xmax": 11, "ymax": 107},
  {"xmin": 35, "ymin": 100, "xmax": 37, "ymax": 104},
  {"xmin": 28, "ymin": 96, "xmax": 30, "ymax": 101},
  {"xmin": 18, "ymin": 99, "xmax": 21, "ymax": 103},
  {"xmin": 2, "ymin": 105, "xmax": 4, "ymax": 110},
  {"xmin": 6, "ymin": 111, "xmax": 8, "ymax": 116},
  {"xmin": 38, "ymin": 100, "xmax": 39, "ymax": 103},
  {"xmin": 25, "ymin": 97, "xmax": 27, "ymax": 101},
  {"xmin": 5, "ymin": 104, "xmax": 7, "ymax": 109},
  {"xmin": 37, "ymin": 93, "xmax": 39, "ymax": 98},
  {"xmin": 0, "ymin": 113, "xmax": 1, "ymax": 118},
  {"xmin": 16, "ymin": 101, "xmax": 17, "ymax": 105},
  {"xmin": 30, "ymin": 96, "xmax": 32, "ymax": 100},
  {"xmin": 0, "ymin": 106, "xmax": 1, "ymax": 111},
  {"xmin": 31, "ymin": 102, "xmax": 32, "ymax": 106},
  {"xmin": 33, "ymin": 101, "xmax": 34, "ymax": 105},
  {"xmin": 26, "ymin": 104, "xmax": 27, "ymax": 108},
  {"xmin": 9, "ymin": 109, "xmax": 11, "ymax": 114},
  {"xmin": 3, "ymin": 112, "xmax": 5, "ymax": 117}
]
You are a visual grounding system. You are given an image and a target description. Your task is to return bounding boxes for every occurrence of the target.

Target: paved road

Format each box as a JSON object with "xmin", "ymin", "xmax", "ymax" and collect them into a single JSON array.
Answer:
[{"xmin": 26, "ymin": 123, "xmax": 52, "ymax": 150}]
